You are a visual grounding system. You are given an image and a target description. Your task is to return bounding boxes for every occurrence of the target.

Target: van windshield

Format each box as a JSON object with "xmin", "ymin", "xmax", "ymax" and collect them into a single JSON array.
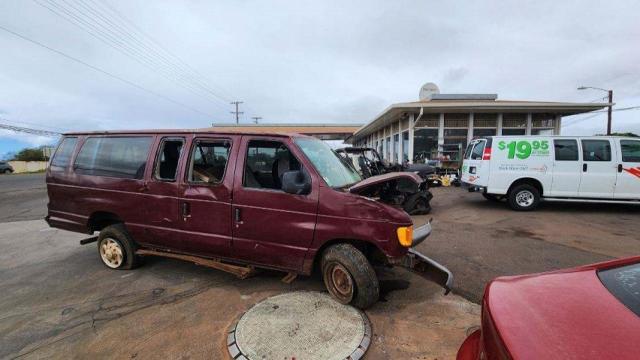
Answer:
[{"xmin": 295, "ymin": 138, "xmax": 362, "ymax": 188}]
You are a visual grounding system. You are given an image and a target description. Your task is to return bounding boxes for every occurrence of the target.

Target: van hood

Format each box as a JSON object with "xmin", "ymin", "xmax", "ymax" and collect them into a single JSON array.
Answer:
[{"xmin": 348, "ymin": 172, "xmax": 422, "ymax": 194}]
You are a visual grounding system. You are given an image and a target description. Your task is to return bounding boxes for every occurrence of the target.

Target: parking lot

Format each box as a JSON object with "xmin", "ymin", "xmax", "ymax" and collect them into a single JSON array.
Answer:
[{"xmin": 1, "ymin": 174, "xmax": 639, "ymax": 359}]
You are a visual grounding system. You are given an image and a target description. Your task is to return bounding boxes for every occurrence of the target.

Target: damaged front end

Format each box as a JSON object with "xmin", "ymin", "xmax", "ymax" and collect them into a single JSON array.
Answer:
[
  {"xmin": 348, "ymin": 172, "xmax": 433, "ymax": 215},
  {"xmin": 391, "ymin": 221, "xmax": 454, "ymax": 295}
]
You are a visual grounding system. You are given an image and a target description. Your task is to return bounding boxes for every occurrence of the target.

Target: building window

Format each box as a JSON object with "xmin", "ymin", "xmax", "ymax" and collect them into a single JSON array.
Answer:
[
  {"xmin": 444, "ymin": 113, "xmax": 469, "ymax": 128},
  {"xmin": 532, "ymin": 129, "xmax": 554, "ymax": 135},
  {"xmin": 473, "ymin": 128, "xmax": 497, "ymax": 137},
  {"xmin": 386, "ymin": 137, "xmax": 391, "ymax": 160},
  {"xmin": 402, "ymin": 131, "xmax": 409, "ymax": 163},
  {"xmin": 416, "ymin": 113, "xmax": 440, "ymax": 128},
  {"xmin": 502, "ymin": 113, "xmax": 527, "ymax": 128},
  {"xmin": 473, "ymin": 113, "xmax": 498, "ymax": 128},
  {"xmin": 393, "ymin": 134, "xmax": 399, "ymax": 163},
  {"xmin": 413, "ymin": 128, "xmax": 438, "ymax": 163},
  {"xmin": 501, "ymin": 128, "xmax": 526, "ymax": 135},
  {"xmin": 532, "ymin": 113, "xmax": 556, "ymax": 128}
]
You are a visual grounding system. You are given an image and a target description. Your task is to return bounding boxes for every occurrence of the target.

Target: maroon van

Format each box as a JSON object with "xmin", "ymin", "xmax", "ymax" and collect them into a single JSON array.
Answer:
[{"xmin": 45, "ymin": 130, "xmax": 452, "ymax": 308}]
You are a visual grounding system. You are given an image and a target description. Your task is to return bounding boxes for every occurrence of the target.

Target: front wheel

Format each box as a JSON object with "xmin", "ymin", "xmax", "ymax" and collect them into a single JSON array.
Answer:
[
  {"xmin": 508, "ymin": 184, "xmax": 540, "ymax": 211},
  {"xmin": 321, "ymin": 244, "xmax": 379, "ymax": 309},
  {"xmin": 3, "ymin": 169, "xmax": 11, "ymax": 174}
]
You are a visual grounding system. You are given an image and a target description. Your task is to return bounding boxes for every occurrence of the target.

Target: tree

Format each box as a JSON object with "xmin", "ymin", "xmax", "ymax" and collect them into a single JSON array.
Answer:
[{"xmin": 12, "ymin": 147, "xmax": 47, "ymax": 161}]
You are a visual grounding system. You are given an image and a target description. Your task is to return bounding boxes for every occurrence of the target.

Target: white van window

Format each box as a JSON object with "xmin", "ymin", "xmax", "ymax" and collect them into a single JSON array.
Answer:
[
  {"xmin": 554, "ymin": 139, "xmax": 579, "ymax": 161},
  {"xmin": 74, "ymin": 137, "xmax": 153, "ymax": 179},
  {"xmin": 470, "ymin": 141, "xmax": 485, "ymax": 160},
  {"xmin": 464, "ymin": 142, "xmax": 476, "ymax": 159},
  {"xmin": 621, "ymin": 140, "xmax": 640, "ymax": 162},
  {"xmin": 581, "ymin": 140, "xmax": 611, "ymax": 162}
]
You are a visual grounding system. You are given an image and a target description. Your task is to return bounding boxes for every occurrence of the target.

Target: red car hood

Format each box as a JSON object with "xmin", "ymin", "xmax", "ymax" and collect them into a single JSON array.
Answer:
[
  {"xmin": 348, "ymin": 172, "xmax": 422, "ymax": 194},
  {"xmin": 486, "ymin": 256, "xmax": 640, "ymax": 359}
]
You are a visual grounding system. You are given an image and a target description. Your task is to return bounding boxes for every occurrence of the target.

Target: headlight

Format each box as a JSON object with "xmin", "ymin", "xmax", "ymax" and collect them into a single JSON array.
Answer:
[{"xmin": 396, "ymin": 226, "xmax": 413, "ymax": 247}]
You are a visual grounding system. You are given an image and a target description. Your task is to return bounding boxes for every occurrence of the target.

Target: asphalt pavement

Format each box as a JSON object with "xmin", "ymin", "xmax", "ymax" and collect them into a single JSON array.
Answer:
[{"xmin": 0, "ymin": 173, "xmax": 47, "ymax": 223}]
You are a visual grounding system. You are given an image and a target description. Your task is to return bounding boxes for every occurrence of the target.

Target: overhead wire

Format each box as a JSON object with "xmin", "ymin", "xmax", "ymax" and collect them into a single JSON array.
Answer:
[
  {"xmin": 33, "ymin": 0, "xmax": 230, "ymax": 114},
  {"xmin": 0, "ymin": 24, "xmax": 216, "ymax": 118}
]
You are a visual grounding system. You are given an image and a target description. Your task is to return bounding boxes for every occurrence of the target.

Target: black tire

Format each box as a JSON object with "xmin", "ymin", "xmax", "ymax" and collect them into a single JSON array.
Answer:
[
  {"xmin": 403, "ymin": 193, "xmax": 432, "ymax": 215},
  {"xmin": 321, "ymin": 244, "xmax": 379, "ymax": 309},
  {"xmin": 3, "ymin": 169, "xmax": 10, "ymax": 174},
  {"xmin": 508, "ymin": 184, "xmax": 540, "ymax": 211},
  {"xmin": 482, "ymin": 193, "xmax": 502, "ymax": 202},
  {"xmin": 97, "ymin": 223, "xmax": 142, "ymax": 270}
]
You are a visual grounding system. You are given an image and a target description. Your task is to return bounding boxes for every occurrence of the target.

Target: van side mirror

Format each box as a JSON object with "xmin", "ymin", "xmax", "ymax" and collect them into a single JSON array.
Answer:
[{"xmin": 281, "ymin": 170, "xmax": 311, "ymax": 195}]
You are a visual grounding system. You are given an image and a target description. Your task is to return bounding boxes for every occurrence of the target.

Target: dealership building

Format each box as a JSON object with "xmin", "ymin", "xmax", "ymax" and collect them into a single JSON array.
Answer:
[{"xmin": 350, "ymin": 88, "xmax": 610, "ymax": 167}]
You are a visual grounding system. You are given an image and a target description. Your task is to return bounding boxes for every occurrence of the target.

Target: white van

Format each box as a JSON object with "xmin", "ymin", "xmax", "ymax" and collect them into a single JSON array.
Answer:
[{"xmin": 461, "ymin": 136, "xmax": 640, "ymax": 210}]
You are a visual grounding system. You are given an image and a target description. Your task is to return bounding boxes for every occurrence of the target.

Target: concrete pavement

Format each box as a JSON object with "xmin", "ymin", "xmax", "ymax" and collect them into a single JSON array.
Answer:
[{"xmin": 0, "ymin": 173, "xmax": 47, "ymax": 223}]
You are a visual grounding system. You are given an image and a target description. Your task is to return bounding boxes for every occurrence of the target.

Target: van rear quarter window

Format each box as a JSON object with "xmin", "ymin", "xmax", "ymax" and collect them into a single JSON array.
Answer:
[
  {"xmin": 50, "ymin": 137, "xmax": 78, "ymax": 171},
  {"xmin": 74, "ymin": 136, "xmax": 153, "ymax": 179},
  {"xmin": 621, "ymin": 140, "xmax": 640, "ymax": 162}
]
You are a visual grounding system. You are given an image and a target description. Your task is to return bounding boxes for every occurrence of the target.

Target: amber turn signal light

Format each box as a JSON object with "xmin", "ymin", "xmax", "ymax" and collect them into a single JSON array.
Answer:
[{"xmin": 397, "ymin": 226, "xmax": 413, "ymax": 247}]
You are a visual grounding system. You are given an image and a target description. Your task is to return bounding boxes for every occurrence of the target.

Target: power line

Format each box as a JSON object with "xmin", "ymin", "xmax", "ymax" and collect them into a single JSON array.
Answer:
[
  {"xmin": 563, "ymin": 105, "xmax": 640, "ymax": 127},
  {"xmin": 0, "ymin": 24, "xmax": 214, "ymax": 118},
  {"xmin": 32, "ymin": 0, "xmax": 229, "ymax": 113},
  {"xmin": 0, "ymin": 121, "xmax": 61, "ymax": 137}
]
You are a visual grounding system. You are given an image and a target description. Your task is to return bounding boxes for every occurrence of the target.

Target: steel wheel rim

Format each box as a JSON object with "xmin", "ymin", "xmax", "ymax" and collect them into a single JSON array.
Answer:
[
  {"xmin": 516, "ymin": 190, "xmax": 534, "ymax": 207},
  {"xmin": 100, "ymin": 238, "xmax": 123, "ymax": 268},
  {"xmin": 324, "ymin": 262, "xmax": 354, "ymax": 304}
]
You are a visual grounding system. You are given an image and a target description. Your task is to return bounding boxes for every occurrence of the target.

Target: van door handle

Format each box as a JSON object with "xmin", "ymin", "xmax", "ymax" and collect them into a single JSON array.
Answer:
[
  {"xmin": 181, "ymin": 202, "xmax": 191, "ymax": 219},
  {"xmin": 583, "ymin": 164, "xmax": 588, "ymax": 172},
  {"xmin": 234, "ymin": 208, "xmax": 242, "ymax": 223},
  {"xmin": 618, "ymin": 164, "xmax": 623, "ymax": 173}
]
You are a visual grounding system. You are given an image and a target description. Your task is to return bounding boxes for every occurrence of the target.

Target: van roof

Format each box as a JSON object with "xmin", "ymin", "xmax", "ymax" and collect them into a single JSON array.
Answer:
[{"xmin": 62, "ymin": 128, "xmax": 311, "ymax": 138}]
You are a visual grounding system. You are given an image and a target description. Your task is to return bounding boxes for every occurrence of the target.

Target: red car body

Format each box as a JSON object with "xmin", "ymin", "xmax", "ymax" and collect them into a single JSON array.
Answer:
[{"xmin": 457, "ymin": 256, "xmax": 640, "ymax": 360}]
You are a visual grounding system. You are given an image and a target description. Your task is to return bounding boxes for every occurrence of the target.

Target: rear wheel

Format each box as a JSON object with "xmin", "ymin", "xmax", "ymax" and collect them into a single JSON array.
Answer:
[
  {"xmin": 321, "ymin": 244, "xmax": 379, "ymax": 309},
  {"xmin": 3, "ymin": 169, "xmax": 10, "ymax": 174},
  {"xmin": 508, "ymin": 184, "xmax": 540, "ymax": 211},
  {"xmin": 97, "ymin": 224, "xmax": 141, "ymax": 270}
]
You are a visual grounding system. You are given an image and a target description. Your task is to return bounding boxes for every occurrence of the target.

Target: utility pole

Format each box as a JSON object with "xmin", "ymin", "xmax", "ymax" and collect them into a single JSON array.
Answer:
[
  {"xmin": 607, "ymin": 90, "xmax": 613, "ymax": 135},
  {"xmin": 230, "ymin": 101, "xmax": 243, "ymax": 124},
  {"xmin": 251, "ymin": 116, "xmax": 262, "ymax": 124},
  {"xmin": 577, "ymin": 86, "xmax": 614, "ymax": 135}
]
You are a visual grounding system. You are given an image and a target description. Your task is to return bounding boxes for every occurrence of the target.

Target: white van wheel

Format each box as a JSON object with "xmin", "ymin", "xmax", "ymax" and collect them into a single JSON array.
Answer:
[
  {"xmin": 99, "ymin": 238, "xmax": 124, "ymax": 268},
  {"xmin": 508, "ymin": 184, "xmax": 540, "ymax": 211}
]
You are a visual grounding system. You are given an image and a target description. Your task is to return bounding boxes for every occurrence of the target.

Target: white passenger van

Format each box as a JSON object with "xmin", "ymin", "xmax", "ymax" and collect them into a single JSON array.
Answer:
[{"xmin": 461, "ymin": 136, "xmax": 640, "ymax": 210}]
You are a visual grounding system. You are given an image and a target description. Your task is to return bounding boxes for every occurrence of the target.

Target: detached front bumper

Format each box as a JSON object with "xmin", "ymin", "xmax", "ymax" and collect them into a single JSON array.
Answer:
[{"xmin": 396, "ymin": 222, "xmax": 454, "ymax": 294}]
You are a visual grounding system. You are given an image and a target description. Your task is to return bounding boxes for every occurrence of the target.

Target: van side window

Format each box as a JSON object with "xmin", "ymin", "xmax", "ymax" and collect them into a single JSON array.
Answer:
[
  {"xmin": 554, "ymin": 139, "xmax": 579, "ymax": 161},
  {"xmin": 470, "ymin": 141, "xmax": 485, "ymax": 160},
  {"xmin": 50, "ymin": 137, "xmax": 78, "ymax": 171},
  {"xmin": 621, "ymin": 140, "xmax": 640, "ymax": 162},
  {"xmin": 244, "ymin": 140, "xmax": 300, "ymax": 190},
  {"xmin": 581, "ymin": 140, "xmax": 611, "ymax": 162},
  {"xmin": 74, "ymin": 137, "xmax": 153, "ymax": 179},
  {"xmin": 154, "ymin": 138, "xmax": 184, "ymax": 181},
  {"xmin": 463, "ymin": 142, "xmax": 475, "ymax": 159},
  {"xmin": 188, "ymin": 140, "xmax": 230, "ymax": 184}
]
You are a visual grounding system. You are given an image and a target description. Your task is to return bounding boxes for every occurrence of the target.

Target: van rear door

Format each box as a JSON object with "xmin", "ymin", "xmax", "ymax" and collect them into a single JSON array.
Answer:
[
  {"xmin": 615, "ymin": 138, "xmax": 640, "ymax": 200},
  {"xmin": 462, "ymin": 138, "xmax": 490, "ymax": 187}
]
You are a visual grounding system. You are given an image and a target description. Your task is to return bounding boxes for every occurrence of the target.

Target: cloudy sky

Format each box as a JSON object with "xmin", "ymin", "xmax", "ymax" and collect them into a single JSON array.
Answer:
[{"xmin": 0, "ymin": 0, "xmax": 639, "ymax": 158}]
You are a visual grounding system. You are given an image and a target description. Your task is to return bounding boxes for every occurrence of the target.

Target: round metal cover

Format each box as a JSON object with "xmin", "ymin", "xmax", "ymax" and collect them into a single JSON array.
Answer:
[{"xmin": 227, "ymin": 291, "xmax": 371, "ymax": 360}]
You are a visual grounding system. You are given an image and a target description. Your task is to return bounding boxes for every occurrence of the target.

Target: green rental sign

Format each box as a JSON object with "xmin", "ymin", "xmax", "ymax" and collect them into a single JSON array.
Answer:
[{"xmin": 498, "ymin": 140, "xmax": 550, "ymax": 159}]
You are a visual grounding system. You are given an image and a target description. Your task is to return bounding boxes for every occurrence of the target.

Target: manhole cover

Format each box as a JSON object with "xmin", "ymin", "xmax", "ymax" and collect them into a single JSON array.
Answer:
[{"xmin": 227, "ymin": 291, "xmax": 371, "ymax": 360}]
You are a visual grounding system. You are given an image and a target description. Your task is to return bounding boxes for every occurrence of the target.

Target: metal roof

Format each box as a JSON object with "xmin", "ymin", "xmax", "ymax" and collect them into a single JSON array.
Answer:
[{"xmin": 353, "ymin": 98, "xmax": 611, "ymax": 140}]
